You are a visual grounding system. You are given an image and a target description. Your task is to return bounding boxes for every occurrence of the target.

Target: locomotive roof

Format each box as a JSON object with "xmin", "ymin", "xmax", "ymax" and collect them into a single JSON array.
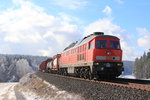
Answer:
[{"xmin": 63, "ymin": 32, "xmax": 119, "ymax": 51}]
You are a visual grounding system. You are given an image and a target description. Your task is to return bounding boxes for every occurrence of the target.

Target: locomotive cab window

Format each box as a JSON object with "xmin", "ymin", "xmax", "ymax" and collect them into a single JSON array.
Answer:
[
  {"xmin": 110, "ymin": 40, "xmax": 120, "ymax": 49},
  {"xmin": 89, "ymin": 41, "xmax": 94, "ymax": 49},
  {"xmin": 96, "ymin": 40, "xmax": 106, "ymax": 49}
]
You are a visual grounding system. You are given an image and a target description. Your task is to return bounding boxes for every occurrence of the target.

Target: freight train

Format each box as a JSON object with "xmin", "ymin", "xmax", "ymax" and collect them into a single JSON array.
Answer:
[{"xmin": 39, "ymin": 32, "xmax": 124, "ymax": 79}]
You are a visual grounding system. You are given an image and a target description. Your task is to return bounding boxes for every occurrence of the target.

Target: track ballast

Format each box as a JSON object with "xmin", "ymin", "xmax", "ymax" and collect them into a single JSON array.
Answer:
[{"xmin": 36, "ymin": 72, "xmax": 150, "ymax": 100}]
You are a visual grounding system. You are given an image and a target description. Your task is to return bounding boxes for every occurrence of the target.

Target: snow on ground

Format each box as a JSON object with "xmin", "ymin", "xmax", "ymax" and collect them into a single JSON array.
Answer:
[
  {"xmin": 15, "ymin": 73, "xmax": 84, "ymax": 100},
  {"xmin": 20, "ymin": 81, "xmax": 83, "ymax": 100},
  {"xmin": 0, "ymin": 78, "xmax": 83, "ymax": 100},
  {"xmin": 119, "ymin": 74, "xmax": 136, "ymax": 79},
  {"xmin": 144, "ymin": 79, "xmax": 150, "ymax": 80},
  {"xmin": 0, "ymin": 83, "xmax": 18, "ymax": 100}
]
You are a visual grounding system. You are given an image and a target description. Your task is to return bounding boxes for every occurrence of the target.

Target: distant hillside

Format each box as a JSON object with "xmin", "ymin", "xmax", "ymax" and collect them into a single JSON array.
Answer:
[
  {"xmin": 134, "ymin": 51, "xmax": 150, "ymax": 79},
  {"xmin": 0, "ymin": 54, "xmax": 48, "ymax": 82},
  {"xmin": 0, "ymin": 54, "xmax": 134, "ymax": 82},
  {"xmin": 122, "ymin": 61, "xmax": 134, "ymax": 75}
]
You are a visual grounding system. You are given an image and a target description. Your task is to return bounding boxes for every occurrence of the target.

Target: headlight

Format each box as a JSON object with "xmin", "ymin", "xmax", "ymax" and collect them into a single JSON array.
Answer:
[
  {"xmin": 117, "ymin": 63, "xmax": 123, "ymax": 66},
  {"xmin": 106, "ymin": 51, "xmax": 111, "ymax": 55},
  {"xmin": 94, "ymin": 62, "xmax": 99, "ymax": 65}
]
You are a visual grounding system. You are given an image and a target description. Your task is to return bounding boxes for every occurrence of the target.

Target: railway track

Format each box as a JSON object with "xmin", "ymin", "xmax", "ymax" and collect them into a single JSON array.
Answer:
[
  {"xmin": 68, "ymin": 75, "xmax": 149, "ymax": 91},
  {"xmin": 36, "ymin": 72, "xmax": 150, "ymax": 100},
  {"xmin": 38, "ymin": 72, "xmax": 150, "ymax": 92},
  {"xmin": 96, "ymin": 78, "xmax": 150, "ymax": 91}
]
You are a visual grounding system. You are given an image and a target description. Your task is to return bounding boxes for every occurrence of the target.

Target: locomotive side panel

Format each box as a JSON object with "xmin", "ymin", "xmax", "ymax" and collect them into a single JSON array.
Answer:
[{"xmin": 86, "ymin": 39, "xmax": 95, "ymax": 63}]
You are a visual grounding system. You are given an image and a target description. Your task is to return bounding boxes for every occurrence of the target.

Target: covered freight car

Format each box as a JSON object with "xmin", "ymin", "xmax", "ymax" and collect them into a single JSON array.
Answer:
[
  {"xmin": 39, "ymin": 58, "xmax": 52, "ymax": 72},
  {"xmin": 47, "ymin": 54, "xmax": 61, "ymax": 73}
]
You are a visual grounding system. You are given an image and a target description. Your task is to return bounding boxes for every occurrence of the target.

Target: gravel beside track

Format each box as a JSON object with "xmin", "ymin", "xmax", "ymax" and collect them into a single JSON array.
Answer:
[{"xmin": 36, "ymin": 72, "xmax": 150, "ymax": 100}]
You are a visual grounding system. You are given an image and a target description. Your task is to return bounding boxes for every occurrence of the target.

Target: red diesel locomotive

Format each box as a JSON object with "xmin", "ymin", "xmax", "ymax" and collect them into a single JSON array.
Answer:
[{"xmin": 39, "ymin": 32, "xmax": 124, "ymax": 79}]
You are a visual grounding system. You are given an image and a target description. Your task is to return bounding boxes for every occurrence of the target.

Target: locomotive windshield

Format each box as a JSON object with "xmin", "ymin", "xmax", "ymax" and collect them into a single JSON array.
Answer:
[
  {"xmin": 96, "ymin": 40, "xmax": 106, "ymax": 49},
  {"xmin": 110, "ymin": 40, "xmax": 120, "ymax": 49},
  {"xmin": 96, "ymin": 40, "xmax": 120, "ymax": 49}
]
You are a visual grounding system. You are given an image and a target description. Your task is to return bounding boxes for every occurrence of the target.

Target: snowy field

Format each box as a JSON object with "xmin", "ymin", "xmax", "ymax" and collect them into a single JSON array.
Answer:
[
  {"xmin": 0, "ymin": 82, "xmax": 82, "ymax": 100},
  {"xmin": 0, "ymin": 83, "xmax": 18, "ymax": 100},
  {"xmin": 119, "ymin": 74, "xmax": 136, "ymax": 79},
  {"xmin": 0, "ymin": 73, "xmax": 84, "ymax": 100}
]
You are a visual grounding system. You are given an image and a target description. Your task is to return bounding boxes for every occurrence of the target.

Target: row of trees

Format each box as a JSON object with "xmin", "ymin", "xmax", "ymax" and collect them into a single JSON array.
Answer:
[
  {"xmin": 0, "ymin": 54, "xmax": 47, "ymax": 82},
  {"xmin": 133, "ymin": 50, "xmax": 150, "ymax": 79}
]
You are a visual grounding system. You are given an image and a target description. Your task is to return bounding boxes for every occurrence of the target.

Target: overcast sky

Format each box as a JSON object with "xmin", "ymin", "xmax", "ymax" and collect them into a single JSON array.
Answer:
[{"xmin": 0, "ymin": 0, "xmax": 150, "ymax": 61}]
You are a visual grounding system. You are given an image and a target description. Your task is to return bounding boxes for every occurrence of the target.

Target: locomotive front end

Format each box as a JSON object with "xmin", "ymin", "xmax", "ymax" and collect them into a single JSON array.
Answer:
[{"xmin": 93, "ymin": 35, "xmax": 124, "ymax": 78}]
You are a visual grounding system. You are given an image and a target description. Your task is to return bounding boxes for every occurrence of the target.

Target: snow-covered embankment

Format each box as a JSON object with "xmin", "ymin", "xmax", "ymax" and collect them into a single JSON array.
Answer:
[
  {"xmin": 0, "ymin": 73, "xmax": 84, "ymax": 100},
  {"xmin": 14, "ymin": 73, "xmax": 84, "ymax": 100},
  {"xmin": 0, "ymin": 83, "xmax": 17, "ymax": 100}
]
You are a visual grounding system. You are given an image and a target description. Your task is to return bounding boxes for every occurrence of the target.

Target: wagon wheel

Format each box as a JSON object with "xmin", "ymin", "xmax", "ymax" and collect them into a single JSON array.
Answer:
[
  {"xmin": 84, "ymin": 68, "xmax": 90, "ymax": 79},
  {"xmin": 83, "ymin": 69, "xmax": 87, "ymax": 79},
  {"xmin": 88, "ymin": 71, "xmax": 93, "ymax": 80},
  {"xmin": 59, "ymin": 69, "xmax": 63, "ymax": 75},
  {"xmin": 80, "ymin": 68, "xmax": 84, "ymax": 78},
  {"xmin": 42, "ymin": 70, "xmax": 45, "ymax": 73},
  {"xmin": 76, "ymin": 68, "xmax": 80, "ymax": 77},
  {"xmin": 63, "ymin": 69, "xmax": 66, "ymax": 76},
  {"xmin": 64, "ymin": 69, "xmax": 68, "ymax": 76}
]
